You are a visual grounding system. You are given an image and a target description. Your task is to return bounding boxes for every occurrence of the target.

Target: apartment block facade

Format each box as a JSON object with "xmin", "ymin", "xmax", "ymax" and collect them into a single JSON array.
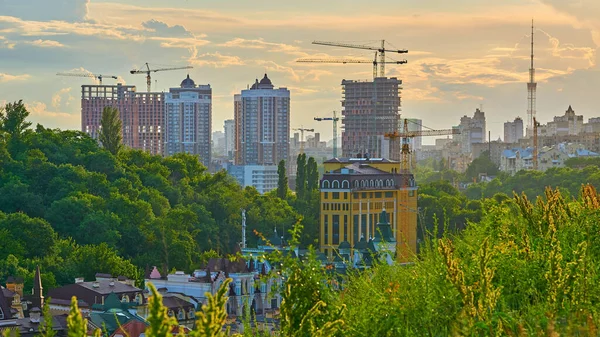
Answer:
[
  {"xmin": 81, "ymin": 83, "xmax": 164, "ymax": 155},
  {"xmin": 164, "ymin": 75, "xmax": 212, "ymax": 166}
]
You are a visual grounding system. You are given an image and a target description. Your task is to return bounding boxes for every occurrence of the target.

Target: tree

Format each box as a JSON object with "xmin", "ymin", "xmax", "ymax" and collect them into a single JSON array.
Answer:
[
  {"xmin": 465, "ymin": 151, "xmax": 499, "ymax": 181},
  {"xmin": 0, "ymin": 100, "xmax": 32, "ymax": 157},
  {"xmin": 98, "ymin": 106, "xmax": 123, "ymax": 155},
  {"xmin": 277, "ymin": 159, "xmax": 288, "ymax": 199},
  {"xmin": 306, "ymin": 156, "xmax": 319, "ymax": 193},
  {"xmin": 296, "ymin": 153, "xmax": 307, "ymax": 199}
]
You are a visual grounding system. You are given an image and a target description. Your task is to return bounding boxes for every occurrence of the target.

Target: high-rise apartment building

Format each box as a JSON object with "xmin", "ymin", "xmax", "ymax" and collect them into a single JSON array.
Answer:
[
  {"xmin": 230, "ymin": 74, "xmax": 290, "ymax": 194},
  {"xmin": 81, "ymin": 83, "xmax": 164, "ymax": 155},
  {"xmin": 546, "ymin": 105, "xmax": 583, "ymax": 136},
  {"xmin": 341, "ymin": 77, "xmax": 401, "ymax": 158},
  {"xmin": 164, "ymin": 75, "xmax": 212, "ymax": 166},
  {"xmin": 457, "ymin": 108, "xmax": 486, "ymax": 154},
  {"xmin": 224, "ymin": 119, "xmax": 235, "ymax": 160},
  {"xmin": 234, "ymin": 74, "xmax": 290, "ymax": 166},
  {"xmin": 504, "ymin": 117, "xmax": 524, "ymax": 143}
]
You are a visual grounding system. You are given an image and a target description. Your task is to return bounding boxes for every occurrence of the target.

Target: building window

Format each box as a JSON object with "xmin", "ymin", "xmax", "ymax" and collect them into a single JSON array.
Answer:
[
  {"xmin": 324, "ymin": 192, "xmax": 328, "ymax": 199},
  {"xmin": 332, "ymin": 215, "xmax": 340, "ymax": 245},
  {"xmin": 409, "ymin": 190, "xmax": 415, "ymax": 197},
  {"xmin": 375, "ymin": 192, "xmax": 382, "ymax": 198},
  {"xmin": 385, "ymin": 192, "xmax": 393, "ymax": 198},
  {"xmin": 343, "ymin": 192, "xmax": 348, "ymax": 199},
  {"xmin": 353, "ymin": 193, "xmax": 358, "ymax": 198},
  {"xmin": 178, "ymin": 310, "xmax": 185, "ymax": 320},
  {"xmin": 324, "ymin": 215, "xmax": 329, "ymax": 244},
  {"xmin": 353, "ymin": 215, "xmax": 359, "ymax": 242},
  {"xmin": 362, "ymin": 192, "xmax": 367, "ymax": 198},
  {"xmin": 332, "ymin": 192, "xmax": 340, "ymax": 199}
]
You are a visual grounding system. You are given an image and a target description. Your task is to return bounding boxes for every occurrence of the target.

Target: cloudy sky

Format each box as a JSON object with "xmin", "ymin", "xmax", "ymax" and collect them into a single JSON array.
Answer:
[{"xmin": 0, "ymin": 0, "xmax": 598, "ymax": 143}]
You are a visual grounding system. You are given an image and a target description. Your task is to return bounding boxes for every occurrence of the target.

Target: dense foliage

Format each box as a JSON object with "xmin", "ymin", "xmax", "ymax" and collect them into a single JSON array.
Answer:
[{"xmin": 0, "ymin": 101, "xmax": 303, "ymax": 288}]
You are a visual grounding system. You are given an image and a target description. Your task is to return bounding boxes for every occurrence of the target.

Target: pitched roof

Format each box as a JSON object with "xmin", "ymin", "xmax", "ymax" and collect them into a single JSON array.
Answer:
[
  {"xmin": 0, "ymin": 285, "xmax": 12, "ymax": 320},
  {"xmin": 90, "ymin": 309, "xmax": 145, "ymax": 335},
  {"xmin": 161, "ymin": 295, "xmax": 194, "ymax": 311},
  {"xmin": 48, "ymin": 281, "xmax": 142, "ymax": 306}
]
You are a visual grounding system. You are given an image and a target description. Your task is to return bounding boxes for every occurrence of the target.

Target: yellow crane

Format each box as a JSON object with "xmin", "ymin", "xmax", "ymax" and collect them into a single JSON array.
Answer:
[
  {"xmin": 56, "ymin": 72, "xmax": 118, "ymax": 85},
  {"xmin": 130, "ymin": 63, "xmax": 193, "ymax": 92},
  {"xmin": 533, "ymin": 117, "xmax": 539, "ymax": 170},
  {"xmin": 385, "ymin": 119, "xmax": 460, "ymax": 172}
]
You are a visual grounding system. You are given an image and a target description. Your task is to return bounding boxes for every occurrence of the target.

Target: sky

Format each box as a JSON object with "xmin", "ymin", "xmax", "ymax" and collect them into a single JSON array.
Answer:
[{"xmin": 0, "ymin": 0, "xmax": 599, "ymax": 144}]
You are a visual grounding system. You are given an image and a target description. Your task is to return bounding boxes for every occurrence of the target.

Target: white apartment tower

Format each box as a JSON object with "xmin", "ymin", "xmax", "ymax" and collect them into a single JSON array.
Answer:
[
  {"xmin": 504, "ymin": 117, "xmax": 524, "ymax": 143},
  {"xmin": 234, "ymin": 74, "xmax": 290, "ymax": 166},
  {"xmin": 458, "ymin": 108, "xmax": 486, "ymax": 154},
  {"xmin": 164, "ymin": 75, "xmax": 212, "ymax": 166},
  {"xmin": 224, "ymin": 119, "xmax": 235, "ymax": 160}
]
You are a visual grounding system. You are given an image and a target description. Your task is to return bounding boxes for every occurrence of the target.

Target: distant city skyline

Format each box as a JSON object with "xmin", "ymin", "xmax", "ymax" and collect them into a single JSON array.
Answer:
[{"xmin": 0, "ymin": 0, "xmax": 599, "ymax": 145}]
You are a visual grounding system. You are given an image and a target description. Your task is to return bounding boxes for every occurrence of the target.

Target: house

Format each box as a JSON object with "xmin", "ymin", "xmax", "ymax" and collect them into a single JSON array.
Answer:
[
  {"xmin": 48, "ymin": 276, "xmax": 144, "ymax": 315},
  {"xmin": 145, "ymin": 257, "xmax": 282, "ymax": 318}
]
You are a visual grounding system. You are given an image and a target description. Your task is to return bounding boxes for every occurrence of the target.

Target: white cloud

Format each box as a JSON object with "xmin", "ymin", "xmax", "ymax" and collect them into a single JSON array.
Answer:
[
  {"xmin": 25, "ymin": 39, "xmax": 66, "ymax": 48},
  {"xmin": 218, "ymin": 38, "xmax": 306, "ymax": 56},
  {"xmin": 0, "ymin": 73, "xmax": 30, "ymax": 82},
  {"xmin": 52, "ymin": 87, "xmax": 73, "ymax": 109},
  {"xmin": 187, "ymin": 49, "xmax": 245, "ymax": 68}
]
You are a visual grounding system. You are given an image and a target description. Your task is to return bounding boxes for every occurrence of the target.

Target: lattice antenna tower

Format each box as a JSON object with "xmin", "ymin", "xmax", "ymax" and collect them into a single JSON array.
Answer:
[{"xmin": 527, "ymin": 19, "xmax": 537, "ymax": 137}]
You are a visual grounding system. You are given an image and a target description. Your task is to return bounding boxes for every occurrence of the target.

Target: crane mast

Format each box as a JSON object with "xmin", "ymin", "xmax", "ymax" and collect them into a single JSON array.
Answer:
[
  {"xmin": 314, "ymin": 111, "xmax": 340, "ymax": 158},
  {"xmin": 293, "ymin": 127, "xmax": 315, "ymax": 154}
]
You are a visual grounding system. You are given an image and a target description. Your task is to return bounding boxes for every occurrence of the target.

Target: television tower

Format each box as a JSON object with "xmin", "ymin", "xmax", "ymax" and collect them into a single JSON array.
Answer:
[{"xmin": 527, "ymin": 19, "xmax": 537, "ymax": 137}]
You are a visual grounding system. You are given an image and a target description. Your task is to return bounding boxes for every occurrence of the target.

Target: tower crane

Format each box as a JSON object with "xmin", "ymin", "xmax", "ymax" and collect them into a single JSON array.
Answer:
[
  {"xmin": 314, "ymin": 111, "xmax": 340, "ymax": 158},
  {"xmin": 130, "ymin": 63, "xmax": 193, "ymax": 92},
  {"xmin": 297, "ymin": 52, "xmax": 407, "ymax": 79},
  {"xmin": 384, "ymin": 119, "xmax": 460, "ymax": 172},
  {"xmin": 312, "ymin": 40, "xmax": 408, "ymax": 77},
  {"xmin": 293, "ymin": 126, "xmax": 315, "ymax": 154},
  {"xmin": 56, "ymin": 72, "xmax": 118, "ymax": 85}
]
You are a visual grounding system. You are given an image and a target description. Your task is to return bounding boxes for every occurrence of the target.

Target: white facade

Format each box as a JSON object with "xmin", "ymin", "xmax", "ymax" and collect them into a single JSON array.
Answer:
[
  {"xmin": 228, "ymin": 165, "xmax": 279, "ymax": 194},
  {"xmin": 504, "ymin": 117, "xmax": 524, "ymax": 143},
  {"xmin": 458, "ymin": 108, "xmax": 486, "ymax": 154},
  {"xmin": 546, "ymin": 105, "xmax": 584, "ymax": 136},
  {"xmin": 224, "ymin": 119, "xmax": 235, "ymax": 160},
  {"xmin": 165, "ymin": 75, "xmax": 212, "ymax": 166}
]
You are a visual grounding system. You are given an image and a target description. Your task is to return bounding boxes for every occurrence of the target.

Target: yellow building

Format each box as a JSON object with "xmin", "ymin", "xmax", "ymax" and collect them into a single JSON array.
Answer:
[{"xmin": 319, "ymin": 157, "xmax": 418, "ymax": 262}]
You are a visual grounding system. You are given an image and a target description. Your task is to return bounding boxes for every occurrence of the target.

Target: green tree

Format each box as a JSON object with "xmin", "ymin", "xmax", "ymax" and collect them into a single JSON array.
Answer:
[
  {"xmin": 277, "ymin": 159, "xmax": 288, "ymax": 199},
  {"xmin": 98, "ymin": 106, "xmax": 123, "ymax": 156},
  {"xmin": 306, "ymin": 156, "xmax": 319, "ymax": 194},
  {"xmin": 0, "ymin": 100, "xmax": 32, "ymax": 157},
  {"xmin": 465, "ymin": 151, "xmax": 499, "ymax": 181},
  {"xmin": 296, "ymin": 153, "xmax": 307, "ymax": 199}
]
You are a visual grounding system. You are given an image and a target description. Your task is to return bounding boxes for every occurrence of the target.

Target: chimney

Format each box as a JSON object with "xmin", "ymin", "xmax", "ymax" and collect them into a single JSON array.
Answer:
[
  {"xmin": 75, "ymin": 277, "xmax": 84, "ymax": 284},
  {"xmin": 109, "ymin": 281, "xmax": 115, "ymax": 287}
]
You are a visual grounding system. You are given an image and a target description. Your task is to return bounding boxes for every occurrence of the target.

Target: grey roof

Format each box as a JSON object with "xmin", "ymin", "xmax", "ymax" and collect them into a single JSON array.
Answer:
[
  {"xmin": 0, "ymin": 285, "xmax": 12, "ymax": 320},
  {"xmin": 324, "ymin": 157, "xmax": 397, "ymax": 164},
  {"xmin": 48, "ymin": 281, "xmax": 142, "ymax": 307},
  {"xmin": 180, "ymin": 74, "xmax": 196, "ymax": 88},
  {"xmin": 161, "ymin": 295, "xmax": 194, "ymax": 310}
]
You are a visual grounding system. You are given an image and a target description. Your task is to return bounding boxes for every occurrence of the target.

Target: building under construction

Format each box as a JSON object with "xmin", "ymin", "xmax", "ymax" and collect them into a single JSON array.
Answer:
[
  {"xmin": 341, "ymin": 77, "xmax": 402, "ymax": 158},
  {"xmin": 81, "ymin": 83, "xmax": 165, "ymax": 155}
]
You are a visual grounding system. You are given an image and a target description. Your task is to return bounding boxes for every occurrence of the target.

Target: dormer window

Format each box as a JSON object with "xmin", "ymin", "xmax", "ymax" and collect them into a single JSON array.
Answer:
[
  {"xmin": 188, "ymin": 309, "xmax": 195, "ymax": 319},
  {"xmin": 121, "ymin": 295, "xmax": 129, "ymax": 303},
  {"xmin": 178, "ymin": 310, "xmax": 184, "ymax": 320},
  {"xmin": 0, "ymin": 307, "xmax": 4, "ymax": 319}
]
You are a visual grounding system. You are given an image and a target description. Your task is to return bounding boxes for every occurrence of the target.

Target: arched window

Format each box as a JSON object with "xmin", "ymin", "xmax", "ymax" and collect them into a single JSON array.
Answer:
[
  {"xmin": 322, "ymin": 180, "xmax": 330, "ymax": 189},
  {"xmin": 121, "ymin": 295, "xmax": 129, "ymax": 303},
  {"xmin": 178, "ymin": 310, "xmax": 185, "ymax": 320},
  {"xmin": 377, "ymin": 180, "xmax": 383, "ymax": 187},
  {"xmin": 188, "ymin": 309, "xmax": 195, "ymax": 319},
  {"xmin": 354, "ymin": 180, "xmax": 360, "ymax": 188},
  {"xmin": 342, "ymin": 180, "xmax": 350, "ymax": 189},
  {"xmin": 332, "ymin": 180, "xmax": 340, "ymax": 189},
  {"xmin": 370, "ymin": 180, "xmax": 374, "ymax": 187},
  {"xmin": 361, "ymin": 180, "xmax": 367, "ymax": 188}
]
